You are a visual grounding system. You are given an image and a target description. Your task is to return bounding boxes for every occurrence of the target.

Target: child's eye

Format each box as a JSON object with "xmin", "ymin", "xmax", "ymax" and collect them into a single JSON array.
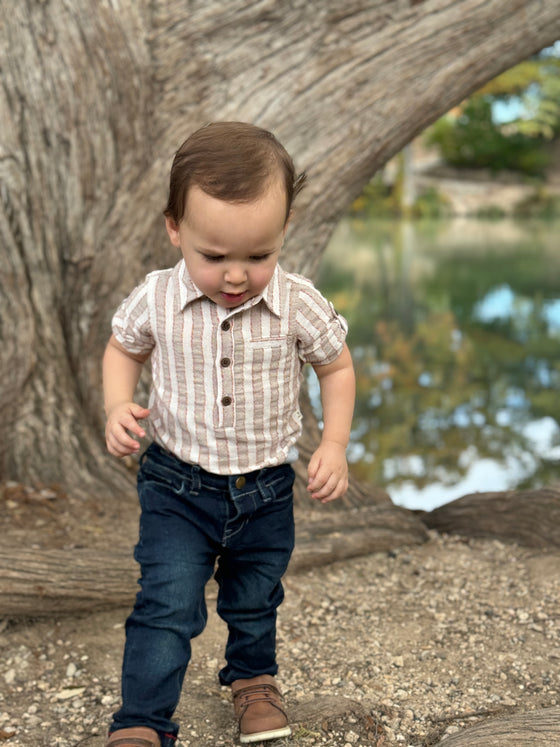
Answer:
[
  {"xmin": 203, "ymin": 254, "xmax": 224, "ymax": 263},
  {"xmin": 250, "ymin": 254, "xmax": 271, "ymax": 262}
]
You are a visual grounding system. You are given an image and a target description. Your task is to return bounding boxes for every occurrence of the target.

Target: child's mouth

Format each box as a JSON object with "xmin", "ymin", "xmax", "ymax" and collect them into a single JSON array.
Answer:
[{"xmin": 221, "ymin": 291, "xmax": 247, "ymax": 305}]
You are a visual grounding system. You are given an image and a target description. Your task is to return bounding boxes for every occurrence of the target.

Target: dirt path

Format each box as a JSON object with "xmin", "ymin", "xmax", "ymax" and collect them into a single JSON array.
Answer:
[{"xmin": 1, "ymin": 530, "xmax": 560, "ymax": 747}]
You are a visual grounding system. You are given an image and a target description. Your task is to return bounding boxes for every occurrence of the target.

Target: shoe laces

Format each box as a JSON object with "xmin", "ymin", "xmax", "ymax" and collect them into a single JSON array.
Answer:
[{"xmin": 234, "ymin": 683, "xmax": 284, "ymax": 713}]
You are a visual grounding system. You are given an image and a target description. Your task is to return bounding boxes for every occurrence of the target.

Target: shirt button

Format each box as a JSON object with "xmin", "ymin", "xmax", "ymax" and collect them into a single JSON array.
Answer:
[
  {"xmin": 221, "ymin": 320, "xmax": 231, "ymax": 331},
  {"xmin": 221, "ymin": 396, "xmax": 232, "ymax": 406},
  {"xmin": 235, "ymin": 476, "xmax": 246, "ymax": 489},
  {"xmin": 220, "ymin": 357, "xmax": 231, "ymax": 367}
]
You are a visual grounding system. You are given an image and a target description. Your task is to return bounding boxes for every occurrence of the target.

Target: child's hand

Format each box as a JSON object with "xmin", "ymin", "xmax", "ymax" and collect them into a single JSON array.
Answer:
[
  {"xmin": 307, "ymin": 440, "xmax": 349, "ymax": 503},
  {"xmin": 105, "ymin": 402, "xmax": 150, "ymax": 458}
]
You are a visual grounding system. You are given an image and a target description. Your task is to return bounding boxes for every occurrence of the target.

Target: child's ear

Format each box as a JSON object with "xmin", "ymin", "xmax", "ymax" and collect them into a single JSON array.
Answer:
[
  {"xmin": 165, "ymin": 215, "xmax": 181, "ymax": 248},
  {"xmin": 283, "ymin": 211, "xmax": 292, "ymax": 237}
]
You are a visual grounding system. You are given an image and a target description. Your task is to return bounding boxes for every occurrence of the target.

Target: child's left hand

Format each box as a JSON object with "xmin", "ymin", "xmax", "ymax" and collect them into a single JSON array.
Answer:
[{"xmin": 307, "ymin": 440, "xmax": 349, "ymax": 503}]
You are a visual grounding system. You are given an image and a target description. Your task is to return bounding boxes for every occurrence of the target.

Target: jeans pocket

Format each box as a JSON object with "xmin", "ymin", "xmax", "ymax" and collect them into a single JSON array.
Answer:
[
  {"xmin": 138, "ymin": 455, "xmax": 185, "ymax": 493},
  {"xmin": 257, "ymin": 464, "xmax": 295, "ymax": 504}
]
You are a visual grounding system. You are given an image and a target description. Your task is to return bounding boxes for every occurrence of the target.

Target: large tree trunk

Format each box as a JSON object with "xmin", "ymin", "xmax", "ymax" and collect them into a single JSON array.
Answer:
[{"xmin": 1, "ymin": 0, "xmax": 559, "ymax": 496}]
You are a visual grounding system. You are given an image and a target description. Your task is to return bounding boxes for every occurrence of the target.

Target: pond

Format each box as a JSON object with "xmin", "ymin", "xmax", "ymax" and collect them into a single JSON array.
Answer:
[{"xmin": 312, "ymin": 217, "xmax": 560, "ymax": 511}]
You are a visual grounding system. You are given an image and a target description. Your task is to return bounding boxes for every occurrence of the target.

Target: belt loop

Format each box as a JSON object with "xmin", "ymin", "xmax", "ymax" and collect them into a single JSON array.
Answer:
[
  {"xmin": 190, "ymin": 464, "xmax": 201, "ymax": 495},
  {"xmin": 256, "ymin": 469, "xmax": 274, "ymax": 503}
]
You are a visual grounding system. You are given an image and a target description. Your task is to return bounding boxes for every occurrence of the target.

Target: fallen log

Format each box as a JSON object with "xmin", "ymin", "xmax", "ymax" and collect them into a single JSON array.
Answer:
[
  {"xmin": 423, "ymin": 487, "xmax": 560, "ymax": 548},
  {"xmin": 293, "ymin": 503, "xmax": 428, "ymax": 565},
  {"xmin": 0, "ymin": 504, "xmax": 428, "ymax": 617},
  {"xmin": 432, "ymin": 706, "xmax": 560, "ymax": 746},
  {"xmin": 0, "ymin": 546, "xmax": 137, "ymax": 618}
]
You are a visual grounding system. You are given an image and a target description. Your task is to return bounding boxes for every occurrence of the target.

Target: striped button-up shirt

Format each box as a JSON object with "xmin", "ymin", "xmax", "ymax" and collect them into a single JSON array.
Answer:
[{"xmin": 112, "ymin": 260, "xmax": 348, "ymax": 475}]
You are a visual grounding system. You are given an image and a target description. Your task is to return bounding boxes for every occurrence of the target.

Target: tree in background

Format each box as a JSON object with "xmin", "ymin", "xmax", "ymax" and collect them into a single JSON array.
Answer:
[{"xmin": 427, "ymin": 43, "xmax": 560, "ymax": 176}]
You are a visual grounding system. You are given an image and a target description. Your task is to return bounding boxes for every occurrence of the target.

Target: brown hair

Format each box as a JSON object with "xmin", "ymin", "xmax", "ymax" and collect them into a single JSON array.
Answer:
[{"xmin": 163, "ymin": 122, "xmax": 306, "ymax": 225}]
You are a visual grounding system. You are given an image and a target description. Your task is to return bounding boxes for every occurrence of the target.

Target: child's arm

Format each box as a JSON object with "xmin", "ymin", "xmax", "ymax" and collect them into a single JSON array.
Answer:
[
  {"xmin": 103, "ymin": 335, "xmax": 151, "ymax": 457},
  {"xmin": 308, "ymin": 343, "xmax": 355, "ymax": 503}
]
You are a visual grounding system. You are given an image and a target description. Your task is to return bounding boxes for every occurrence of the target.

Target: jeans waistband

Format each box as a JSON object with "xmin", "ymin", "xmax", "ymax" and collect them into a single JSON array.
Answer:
[{"xmin": 140, "ymin": 441, "xmax": 291, "ymax": 494}]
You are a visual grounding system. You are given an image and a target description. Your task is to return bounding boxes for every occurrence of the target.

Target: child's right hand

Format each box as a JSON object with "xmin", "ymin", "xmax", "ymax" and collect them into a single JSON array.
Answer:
[{"xmin": 105, "ymin": 402, "xmax": 150, "ymax": 457}]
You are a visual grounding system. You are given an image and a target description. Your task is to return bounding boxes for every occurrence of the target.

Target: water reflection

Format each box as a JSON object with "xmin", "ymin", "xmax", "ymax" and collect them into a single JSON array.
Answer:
[{"xmin": 314, "ymin": 217, "xmax": 560, "ymax": 511}]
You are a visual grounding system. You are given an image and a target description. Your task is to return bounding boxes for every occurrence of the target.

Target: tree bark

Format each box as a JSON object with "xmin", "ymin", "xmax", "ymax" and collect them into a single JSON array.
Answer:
[
  {"xmin": 432, "ymin": 706, "xmax": 560, "ymax": 746},
  {"xmin": 424, "ymin": 487, "xmax": 560, "ymax": 548},
  {"xmin": 1, "ymin": 1, "xmax": 559, "ymax": 495}
]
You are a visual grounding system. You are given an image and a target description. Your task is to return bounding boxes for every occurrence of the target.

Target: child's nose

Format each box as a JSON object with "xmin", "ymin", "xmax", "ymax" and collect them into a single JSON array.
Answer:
[{"xmin": 225, "ymin": 264, "xmax": 247, "ymax": 285}]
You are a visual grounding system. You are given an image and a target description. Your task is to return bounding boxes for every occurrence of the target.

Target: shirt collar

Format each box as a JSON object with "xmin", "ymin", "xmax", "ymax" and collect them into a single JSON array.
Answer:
[
  {"xmin": 257, "ymin": 265, "xmax": 285, "ymax": 318},
  {"xmin": 177, "ymin": 260, "xmax": 287, "ymax": 318},
  {"xmin": 177, "ymin": 260, "xmax": 206, "ymax": 310}
]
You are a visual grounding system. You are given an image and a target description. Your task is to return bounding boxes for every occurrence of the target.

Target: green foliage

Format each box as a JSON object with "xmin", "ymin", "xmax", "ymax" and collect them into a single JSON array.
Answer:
[
  {"xmin": 349, "ymin": 176, "xmax": 450, "ymax": 219},
  {"xmin": 349, "ymin": 175, "xmax": 400, "ymax": 217},
  {"xmin": 476, "ymin": 204, "xmax": 506, "ymax": 220},
  {"xmin": 514, "ymin": 186, "xmax": 560, "ymax": 218},
  {"xmin": 426, "ymin": 46, "xmax": 560, "ymax": 176},
  {"xmin": 412, "ymin": 186, "xmax": 452, "ymax": 218},
  {"xmin": 480, "ymin": 55, "xmax": 560, "ymax": 139},
  {"xmin": 479, "ymin": 59, "xmax": 547, "ymax": 97},
  {"xmin": 426, "ymin": 97, "xmax": 549, "ymax": 176}
]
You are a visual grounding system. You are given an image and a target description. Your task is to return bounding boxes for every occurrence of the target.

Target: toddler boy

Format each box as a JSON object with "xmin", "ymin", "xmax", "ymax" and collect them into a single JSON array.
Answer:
[{"xmin": 103, "ymin": 122, "xmax": 355, "ymax": 746}]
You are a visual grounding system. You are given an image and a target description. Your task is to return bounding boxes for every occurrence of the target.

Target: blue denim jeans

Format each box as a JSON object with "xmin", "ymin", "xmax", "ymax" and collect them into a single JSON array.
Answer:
[{"xmin": 110, "ymin": 443, "xmax": 295, "ymax": 746}]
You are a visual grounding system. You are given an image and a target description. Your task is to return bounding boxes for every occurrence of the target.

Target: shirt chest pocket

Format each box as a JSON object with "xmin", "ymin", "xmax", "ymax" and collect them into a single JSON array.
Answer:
[{"xmin": 245, "ymin": 335, "xmax": 297, "ymax": 372}]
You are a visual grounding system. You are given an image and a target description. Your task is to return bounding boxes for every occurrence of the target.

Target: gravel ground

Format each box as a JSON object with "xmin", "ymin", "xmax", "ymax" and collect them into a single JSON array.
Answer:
[{"xmin": 1, "ymin": 530, "xmax": 560, "ymax": 747}]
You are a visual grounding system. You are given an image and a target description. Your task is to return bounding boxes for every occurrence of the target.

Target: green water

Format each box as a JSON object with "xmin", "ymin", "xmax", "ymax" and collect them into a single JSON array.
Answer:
[{"xmin": 314, "ymin": 217, "xmax": 560, "ymax": 510}]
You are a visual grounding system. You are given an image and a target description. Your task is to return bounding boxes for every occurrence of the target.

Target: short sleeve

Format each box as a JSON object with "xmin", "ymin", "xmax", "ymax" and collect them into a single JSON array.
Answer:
[
  {"xmin": 111, "ymin": 278, "xmax": 155, "ymax": 356},
  {"xmin": 294, "ymin": 279, "xmax": 348, "ymax": 365}
]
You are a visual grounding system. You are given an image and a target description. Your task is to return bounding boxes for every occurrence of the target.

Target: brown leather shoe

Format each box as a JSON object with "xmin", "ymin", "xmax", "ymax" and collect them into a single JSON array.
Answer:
[
  {"xmin": 106, "ymin": 726, "xmax": 161, "ymax": 747},
  {"xmin": 232, "ymin": 674, "xmax": 291, "ymax": 743}
]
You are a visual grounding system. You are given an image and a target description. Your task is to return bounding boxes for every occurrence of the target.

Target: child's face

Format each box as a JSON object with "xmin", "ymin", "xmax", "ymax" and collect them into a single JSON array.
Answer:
[{"xmin": 166, "ymin": 179, "xmax": 289, "ymax": 309}]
